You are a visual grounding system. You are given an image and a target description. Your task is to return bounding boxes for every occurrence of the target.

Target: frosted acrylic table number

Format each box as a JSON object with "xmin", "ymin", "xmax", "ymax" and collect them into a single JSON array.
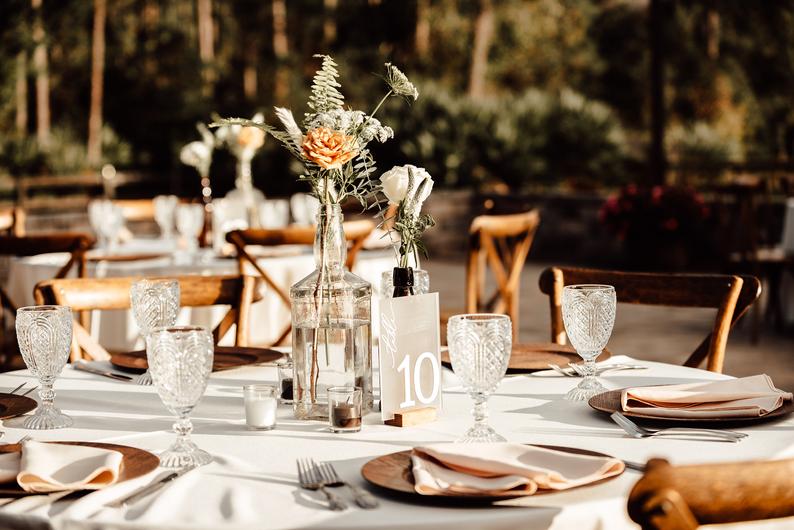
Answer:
[{"xmin": 379, "ymin": 293, "xmax": 442, "ymax": 424}]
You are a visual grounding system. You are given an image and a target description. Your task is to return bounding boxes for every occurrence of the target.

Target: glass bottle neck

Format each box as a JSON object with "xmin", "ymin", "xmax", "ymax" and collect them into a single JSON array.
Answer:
[
  {"xmin": 392, "ymin": 266, "xmax": 414, "ymax": 297},
  {"xmin": 314, "ymin": 204, "xmax": 346, "ymax": 275}
]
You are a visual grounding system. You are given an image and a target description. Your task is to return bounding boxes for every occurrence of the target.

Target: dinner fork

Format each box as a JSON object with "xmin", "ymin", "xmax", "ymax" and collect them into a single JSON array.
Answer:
[
  {"xmin": 296, "ymin": 458, "xmax": 346, "ymax": 511},
  {"xmin": 313, "ymin": 460, "xmax": 378, "ymax": 509},
  {"xmin": 610, "ymin": 412, "xmax": 746, "ymax": 442},
  {"xmin": 567, "ymin": 363, "xmax": 647, "ymax": 376},
  {"xmin": 134, "ymin": 370, "xmax": 153, "ymax": 386}
]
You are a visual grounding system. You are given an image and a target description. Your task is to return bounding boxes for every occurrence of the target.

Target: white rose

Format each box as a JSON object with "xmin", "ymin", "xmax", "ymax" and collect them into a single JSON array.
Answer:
[
  {"xmin": 380, "ymin": 164, "xmax": 431, "ymax": 205},
  {"xmin": 180, "ymin": 141, "xmax": 211, "ymax": 169}
]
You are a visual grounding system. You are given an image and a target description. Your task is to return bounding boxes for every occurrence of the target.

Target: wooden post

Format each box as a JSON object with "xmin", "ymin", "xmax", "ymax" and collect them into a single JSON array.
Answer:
[{"xmin": 87, "ymin": 0, "xmax": 107, "ymax": 168}]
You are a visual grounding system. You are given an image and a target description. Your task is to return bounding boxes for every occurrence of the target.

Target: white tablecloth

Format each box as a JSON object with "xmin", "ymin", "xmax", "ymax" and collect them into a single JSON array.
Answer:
[
  {"xmin": 4, "ymin": 239, "xmax": 395, "ymax": 349},
  {"xmin": 0, "ymin": 356, "xmax": 792, "ymax": 529}
]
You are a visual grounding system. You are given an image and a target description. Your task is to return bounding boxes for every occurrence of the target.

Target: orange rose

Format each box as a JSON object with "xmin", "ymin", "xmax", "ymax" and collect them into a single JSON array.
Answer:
[
  {"xmin": 302, "ymin": 127, "xmax": 358, "ymax": 170},
  {"xmin": 237, "ymin": 126, "xmax": 266, "ymax": 150}
]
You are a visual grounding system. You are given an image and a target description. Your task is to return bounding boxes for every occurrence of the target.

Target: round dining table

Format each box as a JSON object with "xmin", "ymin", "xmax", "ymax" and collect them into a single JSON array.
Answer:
[
  {"xmin": 0, "ymin": 355, "xmax": 791, "ymax": 530},
  {"xmin": 4, "ymin": 238, "xmax": 395, "ymax": 349}
]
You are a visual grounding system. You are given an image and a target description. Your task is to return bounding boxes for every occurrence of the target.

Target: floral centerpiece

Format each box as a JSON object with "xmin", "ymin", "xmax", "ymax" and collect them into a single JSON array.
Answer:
[
  {"xmin": 213, "ymin": 55, "xmax": 417, "ymax": 420},
  {"xmin": 179, "ymin": 122, "xmax": 216, "ymax": 245},
  {"xmin": 213, "ymin": 112, "xmax": 267, "ymax": 225},
  {"xmin": 380, "ymin": 164, "xmax": 435, "ymax": 297}
]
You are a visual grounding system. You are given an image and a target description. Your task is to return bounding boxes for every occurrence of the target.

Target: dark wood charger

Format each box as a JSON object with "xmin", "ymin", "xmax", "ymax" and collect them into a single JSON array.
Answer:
[
  {"xmin": 589, "ymin": 388, "xmax": 794, "ymax": 426},
  {"xmin": 361, "ymin": 445, "xmax": 623, "ymax": 504},
  {"xmin": 441, "ymin": 342, "xmax": 611, "ymax": 374},
  {"xmin": 111, "ymin": 346, "xmax": 283, "ymax": 373},
  {"xmin": 0, "ymin": 442, "xmax": 159, "ymax": 497},
  {"xmin": 0, "ymin": 393, "xmax": 37, "ymax": 420}
]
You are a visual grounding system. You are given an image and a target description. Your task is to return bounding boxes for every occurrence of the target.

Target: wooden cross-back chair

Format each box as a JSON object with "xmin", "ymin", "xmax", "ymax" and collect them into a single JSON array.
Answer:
[
  {"xmin": 465, "ymin": 210, "xmax": 540, "ymax": 341},
  {"xmin": 0, "ymin": 207, "xmax": 25, "ymax": 237},
  {"xmin": 629, "ymin": 458, "xmax": 794, "ymax": 529},
  {"xmin": 34, "ymin": 274, "xmax": 264, "ymax": 361},
  {"xmin": 538, "ymin": 267, "xmax": 761, "ymax": 373},
  {"xmin": 226, "ymin": 220, "xmax": 375, "ymax": 346},
  {"xmin": 0, "ymin": 233, "xmax": 94, "ymax": 369}
]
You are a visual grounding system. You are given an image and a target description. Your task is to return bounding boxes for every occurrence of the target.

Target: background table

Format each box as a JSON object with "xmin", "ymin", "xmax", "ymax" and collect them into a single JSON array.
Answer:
[
  {"xmin": 0, "ymin": 356, "xmax": 792, "ymax": 529},
  {"xmin": 4, "ymin": 238, "xmax": 395, "ymax": 349}
]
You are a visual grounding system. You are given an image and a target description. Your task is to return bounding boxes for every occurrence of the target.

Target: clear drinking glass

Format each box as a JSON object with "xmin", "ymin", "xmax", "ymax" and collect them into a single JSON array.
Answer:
[
  {"xmin": 154, "ymin": 195, "xmax": 179, "ymax": 241},
  {"xmin": 147, "ymin": 325, "xmax": 214, "ymax": 468},
  {"xmin": 447, "ymin": 314, "xmax": 512, "ymax": 443},
  {"xmin": 561, "ymin": 284, "xmax": 616, "ymax": 401},
  {"xmin": 176, "ymin": 204, "xmax": 204, "ymax": 258},
  {"xmin": 131, "ymin": 279, "xmax": 180, "ymax": 385},
  {"xmin": 15, "ymin": 305, "xmax": 74, "ymax": 429}
]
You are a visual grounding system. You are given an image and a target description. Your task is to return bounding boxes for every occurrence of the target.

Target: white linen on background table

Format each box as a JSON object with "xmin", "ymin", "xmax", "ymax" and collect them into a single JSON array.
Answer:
[
  {"xmin": 4, "ymin": 242, "xmax": 395, "ymax": 349},
  {"xmin": 0, "ymin": 355, "xmax": 793, "ymax": 529}
]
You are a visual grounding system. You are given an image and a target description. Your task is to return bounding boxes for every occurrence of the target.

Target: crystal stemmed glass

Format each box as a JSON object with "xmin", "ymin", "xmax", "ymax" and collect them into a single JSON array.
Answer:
[
  {"xmin": 176, "ymin": 204, "xmax": 204, "ymax": 261},
  {"xmin": 146, "ymin": 325, "xmax": 214, "ymax": 468},
  {"xmin": 154, "ymin": 195, "xmax": 178, "ymax": 242},
  {"xmin": 130, "ymin": 279, "xmax": 180, "ymax": 386},
  {"xmin": 447, "ymin": 314, "xmax": 512, "ymax": 443},
  {"xmin": 561, "ymin": 284, "xmax": 616, "ymax": 401},
  {"xmin": 15, "ymin": 305, "xmax": 74, "ymax": 429}
]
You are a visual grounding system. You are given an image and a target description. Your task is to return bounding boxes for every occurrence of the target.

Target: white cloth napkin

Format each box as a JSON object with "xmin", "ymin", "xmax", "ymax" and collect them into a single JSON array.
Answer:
[
  {"xmin": 621, "ymin": 374, "xmax": 793, "ymax": 419},
  {"xmin": 411, "ymin": 443, "xmax": 624, "ymax": 496},
  {"xmin": 0, "ymin": 441, "xmax": 123, "ymax": 493}
]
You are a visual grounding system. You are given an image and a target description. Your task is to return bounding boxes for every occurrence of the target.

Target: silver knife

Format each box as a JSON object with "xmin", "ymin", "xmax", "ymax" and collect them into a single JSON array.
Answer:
[
  {"xmin": 106, "ymin": 466, "xmax": 196, "ymax": 508},
  {"xmin": 72, "ymin": 361, "xmax": 133, "ymax": 382}
]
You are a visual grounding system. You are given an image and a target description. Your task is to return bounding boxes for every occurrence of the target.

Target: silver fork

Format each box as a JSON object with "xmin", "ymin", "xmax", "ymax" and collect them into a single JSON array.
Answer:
[
  {"xmin": 296, "ymin": 458, "xmax": 346, "ymax": 511},
  {"xmin": 134, "ymin": 370, "xmax": 153, "ymax": 386},
  {"xmin": 610, "ymin": 412, "xmax": 746, "ymax": 442},
  {"xmin": 567, "ymin": 363, "xmax": 647, "ymax": 376},
  {"xmin": 548, "ymin": 364, "xmax": 577, "ymax": 377},
  {"xmin": 314, "ymin": 460, "xmax": 378, "ymax": 509}
]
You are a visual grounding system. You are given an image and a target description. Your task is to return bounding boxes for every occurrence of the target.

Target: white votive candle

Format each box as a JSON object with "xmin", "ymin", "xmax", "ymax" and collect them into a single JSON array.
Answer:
[{"xmin": 243, "ymin": 384, "xmax": 278, "ymax": 430}]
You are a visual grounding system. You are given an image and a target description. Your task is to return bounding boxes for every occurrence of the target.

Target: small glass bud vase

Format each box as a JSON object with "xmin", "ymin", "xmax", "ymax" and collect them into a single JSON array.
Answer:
[
  {"xmin": 380, "ymin": 267, "xmax": 429, "ymax": 299},
  {"xmin": 290, "ymin": 204, "xmax": 373, "ymax": 420}
]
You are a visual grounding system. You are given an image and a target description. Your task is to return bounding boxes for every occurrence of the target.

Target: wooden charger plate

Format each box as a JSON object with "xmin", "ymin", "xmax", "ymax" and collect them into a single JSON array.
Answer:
[
  {"xmin": 441, "ymin": 342, "xmax": 611, "ymax": 374},
  {"xmin": 0, "ymin": 442, "xmax": 159, "ymax": 497},
  {"xmin": 361, "ymin": 445, "xmax": 623, "ymax": 504},
  {"xmin": 111, "ymin": 346, "xmax": 283, "ymax": 374},
  {"xmin": 589, "ymin": 388, "xmax": 794, "ymax": 426},
  {"xmin": 0, "ymin": 393, "xmax": 37, "ymax": 420}
]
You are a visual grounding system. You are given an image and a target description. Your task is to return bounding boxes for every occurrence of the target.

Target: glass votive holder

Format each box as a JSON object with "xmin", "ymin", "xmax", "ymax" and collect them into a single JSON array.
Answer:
[
  {"xmin": 243, "ymin": 384, "xmax": 277, "ymax": 431},
  {"xmin": 328, "ymin": 386, "xmax": 362, "ymax": 433},
  {"xmin": 277, "ymin": 359, "xmax": 294, "ymax": 405}
]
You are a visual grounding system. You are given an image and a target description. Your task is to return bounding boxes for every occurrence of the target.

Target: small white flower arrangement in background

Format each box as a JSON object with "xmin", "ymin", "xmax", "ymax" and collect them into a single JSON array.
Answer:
[
  {"xmin": 179, "ymin": 122, "xmax": 215, "ymax": 177},
  {"xmin": 380, "ymin": 164, "xmax": 435, "ymax": 268},
  {"xmin": 214, "ymin": 112, "xmax": 266, "ymax": 163}
]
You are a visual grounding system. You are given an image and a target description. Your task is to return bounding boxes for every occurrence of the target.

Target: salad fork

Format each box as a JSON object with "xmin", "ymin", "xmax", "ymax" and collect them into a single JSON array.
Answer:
[
  {"xmin": 296, "ymin": 458, "xmax": 346, "ymax": 511},
  {"xmin": 314, "ymin": 460, "xmax": 378, "ymax": 509}
]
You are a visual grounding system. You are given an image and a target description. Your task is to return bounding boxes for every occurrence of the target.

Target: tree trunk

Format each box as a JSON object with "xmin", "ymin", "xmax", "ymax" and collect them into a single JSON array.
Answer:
[
  {"xmin": 467, "ymin": 0, "xmax": 494, "ymax": 98},
  {"xmin": 15, "ymin": 51, "xmax": 28, "ymax": 136},
  {"xmin": 648, "ymin": 0, "xmax": 667, "ymax": 186},
  {"xmin": 31, "ymin": 0, "xmax": 50, "ymax": 149},
  {"xmin": 272, "ymin": 0, "xmax": 289, "ymax": 104},
  {"xmin": 705, "ymin": 6, "xmax": 720, "ymax": 60},
  {"xmin": 323, "ymin": 0, "xmax": 337, "ymax": 47},
  {"xmin": 243, "ymin": 40, "xmax": 258, "ymax": 100},
  {"xmin": 197, "ymin": 0, "xmax": 215, "ymax": 96},
  {"xmin": 415, "ymin": 0, "xmax": 430, "ymax": 59},
  {"xmin": 87, "ymin": 0, "xmax": 107, "ymax": 168}
]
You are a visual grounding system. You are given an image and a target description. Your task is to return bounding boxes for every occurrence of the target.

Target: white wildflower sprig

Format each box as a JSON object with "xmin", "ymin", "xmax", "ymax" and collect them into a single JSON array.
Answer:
[{"xmin": 385, "ymin": 63, "xmax": 419, "ymax": 101}]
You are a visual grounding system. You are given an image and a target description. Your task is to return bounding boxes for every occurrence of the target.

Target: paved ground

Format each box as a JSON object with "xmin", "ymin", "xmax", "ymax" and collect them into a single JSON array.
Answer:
[{"xmin": 426, "ymin": 259, "xmax": 794, "ymax": 388}]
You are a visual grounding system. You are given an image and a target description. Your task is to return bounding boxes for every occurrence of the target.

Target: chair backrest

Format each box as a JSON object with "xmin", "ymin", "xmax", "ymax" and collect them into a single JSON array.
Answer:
[
  {"xmin": 225, "ymin": 220, "xmax": 374, "ymax": 346},
  {"xmin": 34, "ymin": 274, "xmax": 263, "ymax": 360},
  {"xmin": 781, "ymin": 197, "xmax": 794, "ymax": 255},
  {"xmin": 0, "ymin": 207, "xmax": 25, "ymax": 237},
  {"xmin": 113, "ymin": 199, "xmax": 156, "ymax": 222},
  {"xmin": 537, "ymin": 267, "xmax": 761, "ymax": 373},
  {"xmin": 0, "ymin": 233, "xmax": 95, "ymax": 314},
  {"xmin": 465, "ymin": 210, "xmax": 540, "ymax": 341},
  {"xmin": 628, "ymin": 458, "xmax": 794, "ymax": 529}
]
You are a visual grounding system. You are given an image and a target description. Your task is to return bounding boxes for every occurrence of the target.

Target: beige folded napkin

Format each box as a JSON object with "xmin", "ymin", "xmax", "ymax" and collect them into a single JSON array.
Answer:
[
  {"xmin": 411, "ymin": 443, "xmax": 624, "ymax": 496},
  {"xmin": 621, "ymin": 374, "xmax": 793, "ymax": 419},
  {"xmin": 0, "ymin": 441, "xmax": 123, "ymax": 493}
]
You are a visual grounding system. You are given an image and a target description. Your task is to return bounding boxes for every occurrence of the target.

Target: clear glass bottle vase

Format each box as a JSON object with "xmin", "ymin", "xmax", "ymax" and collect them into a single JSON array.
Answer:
[{"xmin": 290, "ymin": 204, "xmax": 373, "ymax": 420}]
